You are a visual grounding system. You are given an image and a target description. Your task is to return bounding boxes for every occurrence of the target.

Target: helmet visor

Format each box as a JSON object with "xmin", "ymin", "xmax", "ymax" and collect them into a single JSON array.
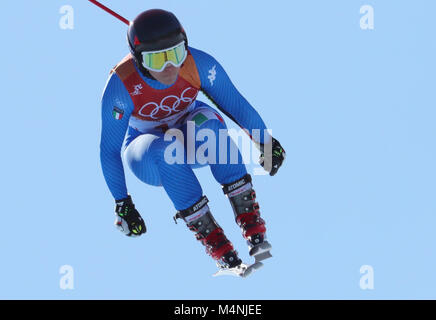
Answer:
[{"xmin": 141, "ymin": 42, "xmax": 187, "ymax": 72}]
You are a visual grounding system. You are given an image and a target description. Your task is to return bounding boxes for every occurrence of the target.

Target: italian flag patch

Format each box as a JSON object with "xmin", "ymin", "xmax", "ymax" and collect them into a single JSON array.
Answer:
[
  {"xmin": 192, "ymin": 113, "xmax": 208, "ymax": 126},
  {"xmin": 192, "ymin": 111, "xmax": 225, "ymax": 126},
  {"xmin": 112, "ymin": 107, "xmax": 124, "ymax": 120}
]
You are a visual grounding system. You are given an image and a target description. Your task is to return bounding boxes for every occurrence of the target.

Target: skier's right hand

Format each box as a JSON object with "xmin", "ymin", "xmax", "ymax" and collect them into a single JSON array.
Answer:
[{"xmin": 114, "ymin": 195, "xmax": 147, "ymax": 237}]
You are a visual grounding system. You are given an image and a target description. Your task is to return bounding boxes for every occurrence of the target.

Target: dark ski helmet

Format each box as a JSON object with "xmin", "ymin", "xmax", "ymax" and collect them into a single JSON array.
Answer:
[{"xmin": 127, "ymin": 9, "xmax": 188, "ymax": 71}]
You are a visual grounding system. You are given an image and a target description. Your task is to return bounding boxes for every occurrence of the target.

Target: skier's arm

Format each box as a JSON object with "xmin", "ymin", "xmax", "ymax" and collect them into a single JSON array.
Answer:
[
  {"xmin": 100, "ymin": 72, "xmax": 134, "ymax": 201},
  {"xmin": 190, "ymin": 47, "xmax": 285, "ymax": 175},
  {"xmin": 189, "ymin": 47, "xmax": 272, "ymax": 146}
]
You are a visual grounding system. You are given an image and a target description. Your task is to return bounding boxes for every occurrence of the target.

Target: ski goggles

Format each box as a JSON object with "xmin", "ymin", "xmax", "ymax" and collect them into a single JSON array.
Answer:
[{"xmin": 141, "ymin": 41, "xmax": 187, "ymax": 72}]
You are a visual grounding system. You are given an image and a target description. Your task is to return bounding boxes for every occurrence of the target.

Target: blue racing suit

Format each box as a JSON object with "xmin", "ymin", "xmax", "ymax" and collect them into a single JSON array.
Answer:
[{"xmin": 100, "ymin": 46, "xmax": 271, "ymax": 210}]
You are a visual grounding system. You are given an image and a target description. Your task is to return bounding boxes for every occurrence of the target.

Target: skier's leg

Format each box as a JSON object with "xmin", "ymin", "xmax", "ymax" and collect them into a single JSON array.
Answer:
[
  {"xmin": 125, "ymin": 131, "xmax": 245, "ymax": 269},
  {"xmin": 174, "ymin": 195, "xmax": 242, "ymax": 268},
  {"xmin": 181, "ymin": 103, "xmax": 271, "ymax": 260},
  {"xmin": 181, "ymin": 102, "xmax": 248, "ymax": 185},
  {"xmin": 124, "ymin": 132, "xmax": 203, "ymax": 211}
]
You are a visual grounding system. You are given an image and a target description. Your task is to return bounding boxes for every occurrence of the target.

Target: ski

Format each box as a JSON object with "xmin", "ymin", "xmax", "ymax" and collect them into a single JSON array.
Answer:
[{"xmin": 212, "ymin": 261, "xmax": 263, "ymax": 278}]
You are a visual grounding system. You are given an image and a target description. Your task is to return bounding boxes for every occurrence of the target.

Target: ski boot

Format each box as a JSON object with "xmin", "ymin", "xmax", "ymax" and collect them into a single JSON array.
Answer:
[
  {"xmin": 222, "ymin": 174, "xmax": 272, "ymax": 263},
  {"xmin": 174, "ymin": 196, "xmax": 262, "ymax": 277}
]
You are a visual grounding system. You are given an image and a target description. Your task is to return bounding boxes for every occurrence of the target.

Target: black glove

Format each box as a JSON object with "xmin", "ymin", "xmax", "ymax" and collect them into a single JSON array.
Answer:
[
  {"xmin": 258, "ymin": 137, "xmax": 286, "ymax": 176},
  {"xmin": 114, "ymin": 195, "xmax": 146, "ymax": 237}
]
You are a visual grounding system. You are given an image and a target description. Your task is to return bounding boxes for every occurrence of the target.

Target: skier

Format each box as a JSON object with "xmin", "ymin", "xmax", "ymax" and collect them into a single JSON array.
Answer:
[{"xmin": 99, "ymin": 9, "xmax": 286, "ymax": 276}]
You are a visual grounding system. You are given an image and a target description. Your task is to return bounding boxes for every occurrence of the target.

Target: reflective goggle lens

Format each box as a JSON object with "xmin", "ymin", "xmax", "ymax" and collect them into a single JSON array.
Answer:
[{"xmin": 141, "ymin": 42, "xmax": 187, "ymax": 71}]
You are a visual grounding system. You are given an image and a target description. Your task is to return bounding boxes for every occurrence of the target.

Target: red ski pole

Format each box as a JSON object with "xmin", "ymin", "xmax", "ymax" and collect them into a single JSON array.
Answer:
[{"xmin": 88, "ymin": 0, "xmax": 130, "ymax": 25}]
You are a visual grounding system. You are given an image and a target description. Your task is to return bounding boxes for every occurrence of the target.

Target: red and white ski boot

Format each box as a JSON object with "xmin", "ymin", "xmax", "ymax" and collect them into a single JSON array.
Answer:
[
  {"xmin": 222, "ymin": 174, "xmax": 272, "ymax": 263},
  {"xmin": 174, "ymin": 195, "xmax": 262, "ymax": 277}
]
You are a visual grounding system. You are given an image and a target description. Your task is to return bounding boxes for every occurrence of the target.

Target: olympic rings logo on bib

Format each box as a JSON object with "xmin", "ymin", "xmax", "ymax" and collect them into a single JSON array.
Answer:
[{"xmin": 138, "ymin": 87, "xmax": 198, "ymax": 120}]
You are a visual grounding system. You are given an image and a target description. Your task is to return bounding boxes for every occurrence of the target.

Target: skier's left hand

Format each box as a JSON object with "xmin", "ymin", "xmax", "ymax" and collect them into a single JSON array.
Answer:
[{"xmin": 258, "ymin": 137, "xmax": 286, "ymax": 176}]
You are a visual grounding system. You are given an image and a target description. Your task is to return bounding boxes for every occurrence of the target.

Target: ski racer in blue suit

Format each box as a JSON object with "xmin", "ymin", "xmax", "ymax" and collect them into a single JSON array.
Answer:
[{"xmin": 99, "ymin": 9, "xmax": 285, "ymax": 276}]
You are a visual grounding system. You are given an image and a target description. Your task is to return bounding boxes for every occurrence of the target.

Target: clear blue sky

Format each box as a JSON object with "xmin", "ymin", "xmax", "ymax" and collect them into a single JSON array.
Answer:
[{"xmin": 0, "ymin": 0, "xmax": 435, "ymax": 299}]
